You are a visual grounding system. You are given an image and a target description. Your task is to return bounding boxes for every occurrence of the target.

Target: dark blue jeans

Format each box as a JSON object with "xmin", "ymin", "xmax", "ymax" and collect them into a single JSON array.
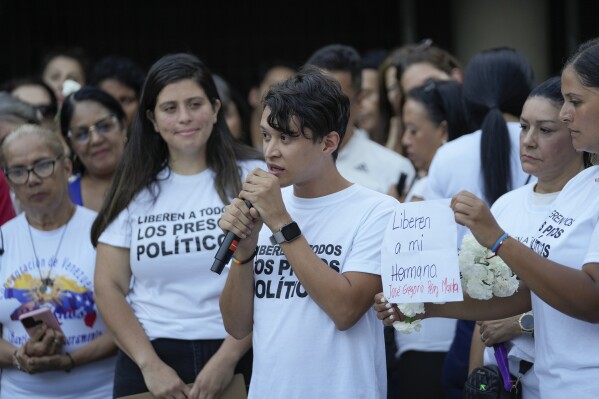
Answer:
[{"xmin": 113, "ymin": 338, "xmax": 251, "ymax": 398}]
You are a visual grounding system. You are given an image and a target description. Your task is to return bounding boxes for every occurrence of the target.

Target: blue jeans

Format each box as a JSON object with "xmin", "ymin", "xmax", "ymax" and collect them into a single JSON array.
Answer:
[{"xmin": 113, "ymin": 338, "xmax": 224, "ymax": 397}]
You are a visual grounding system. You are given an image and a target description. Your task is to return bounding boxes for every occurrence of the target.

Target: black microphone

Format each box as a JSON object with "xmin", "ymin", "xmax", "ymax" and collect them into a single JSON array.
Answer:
[{"xmin": 211, "ymin": 200, "xmax": 253, "ymax": 274}]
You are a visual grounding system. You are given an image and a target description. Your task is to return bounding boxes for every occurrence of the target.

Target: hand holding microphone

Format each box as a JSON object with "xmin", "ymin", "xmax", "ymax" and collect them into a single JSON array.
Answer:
[{"xmin": 211, "ymin": 199, "xmax": 254, "ymax": 274}]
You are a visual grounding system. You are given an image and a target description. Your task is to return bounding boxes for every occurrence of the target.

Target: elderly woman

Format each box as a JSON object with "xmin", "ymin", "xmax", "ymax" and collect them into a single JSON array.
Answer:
[{"xmin": 0, "ymin": 124, "xmax": 115, "ymax": 398}]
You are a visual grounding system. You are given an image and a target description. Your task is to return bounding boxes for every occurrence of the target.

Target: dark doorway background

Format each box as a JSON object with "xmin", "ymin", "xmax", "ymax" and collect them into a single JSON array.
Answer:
[
  {"xmin": 0, "ymin": 0, "xmax": 596, "ymax": 96},
  {"xmin": 0, "ymin": 0, "xmax": 453, "ymax": 96}
]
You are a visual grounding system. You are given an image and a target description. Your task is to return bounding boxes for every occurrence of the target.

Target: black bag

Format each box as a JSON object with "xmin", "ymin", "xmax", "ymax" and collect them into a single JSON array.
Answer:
[{"xmin": 463, "ymin": 364, "xmax": 521, "ymax": 399}]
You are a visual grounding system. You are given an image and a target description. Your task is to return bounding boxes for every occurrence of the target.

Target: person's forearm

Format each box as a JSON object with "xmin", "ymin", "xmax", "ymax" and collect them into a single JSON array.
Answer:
[
  {"xmin": 220, "ymin": 260, "xmax": 255, "ymax": 339},
  {"xmin": 95, "ymin": 283, "xmax": 160, "ymax": 369},
  {"xmin": 0, "ymin": 338, "xmax": 16, "ymax": 368},
  {"xmin": 281, "ymin": 236, "xmax": 381, "ymax": 330},
  {"xmin": 210, "ymin": 334, "xmax": 252, "ymax": 368},
  {"xmin": 69, "ymin": 331, "xmax": 117, "ymax": 368},
  {"xmin": 496, "ymin": 239, "xmax": 599, "ymax": 323},
  {"xmin": 425, "ymin": 286, "xmax": 531, "ymax": 321},
  {"xmin": 468, "ymin": 324, "xmax": 485, "ymax": 373}
]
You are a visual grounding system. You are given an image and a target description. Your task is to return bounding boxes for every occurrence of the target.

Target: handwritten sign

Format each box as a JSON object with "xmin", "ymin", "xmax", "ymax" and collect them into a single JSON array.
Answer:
[{"xmin": 381, "ymin": 199, "xmax": 463, "ymax": 303}]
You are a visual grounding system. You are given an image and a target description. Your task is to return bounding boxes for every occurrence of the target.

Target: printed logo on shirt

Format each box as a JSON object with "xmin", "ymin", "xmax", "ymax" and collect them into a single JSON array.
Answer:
[
  {"xmin": 530, "ymin": 209, "xmax": 576, "ymax": 258},
  {"xmin": 1, "ymin": 256, "xmax": 101, "ymax": 346},
  {"xmin": 135, "ymin": 208, "xmax": 225, "ymax": 261},
  {"xmin": 254, "ymin": 243, "xmax": 343, "ymax": 300}
]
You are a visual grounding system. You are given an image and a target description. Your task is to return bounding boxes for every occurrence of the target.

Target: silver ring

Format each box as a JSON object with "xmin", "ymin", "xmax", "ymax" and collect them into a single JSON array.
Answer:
[
  {"xmin": 54, "ymin": 339, "xmax": 61, "ymax": 345},
  {"xmin": 480, "ymin": 333, "xmax": 486, "ymax": 342}
]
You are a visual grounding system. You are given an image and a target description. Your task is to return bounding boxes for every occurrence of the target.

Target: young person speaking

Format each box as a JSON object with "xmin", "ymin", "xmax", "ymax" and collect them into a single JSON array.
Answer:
[{"xmin": 219, "ymin": 66, "xmax": 396, "ymax": 399}]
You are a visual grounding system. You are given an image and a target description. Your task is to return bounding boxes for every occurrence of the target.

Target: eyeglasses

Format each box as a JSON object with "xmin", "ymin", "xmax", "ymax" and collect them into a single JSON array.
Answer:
[
  {"xmin": 4, "ymin": 155, "xmax": 63, "ymax": 185},
  {"xmin": 68, "ymin": 115, "xmax": 120, "ymax": 144}
]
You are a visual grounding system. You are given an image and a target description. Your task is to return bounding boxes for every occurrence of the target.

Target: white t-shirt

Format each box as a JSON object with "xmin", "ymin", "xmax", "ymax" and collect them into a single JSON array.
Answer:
[
  {"xmin": 425, "ymin": 122, "xmax": 532, "ymax": 244},
  {"xmin": 526, "ymin": 166, "xmax": 599, "ymax": 399},
  {"xmin": 404, "ymin": 175, "xmax": 428, "ymax": 203},
  {"xmin": 99, "ymin": 160, "xmax": 264, "ymax": 340},
  {"xmin": 0, "ymin": 207, "xmax": 114, "ymax": 399},
  {"xmin": 248, "ymin": 184, "xmax": 395, "ymax": 399},
  {"xmin": 482, "ymin": 183, "xmax": 557, "ymax": 399},
  {"xmin": 337, "ymin": 128, "xmax": 415, "ymax": 194},
  {"xmin": 394, "ymin": 317, "xmax": 456, "ymax": 357}
]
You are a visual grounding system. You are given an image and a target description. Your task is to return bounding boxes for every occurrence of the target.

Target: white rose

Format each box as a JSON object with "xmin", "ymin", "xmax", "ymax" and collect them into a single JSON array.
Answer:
[
  {"xmin": 466, "ymin": 279, "xmax": 493, "ymax": 300},
  {"xmin": 397, "ymin": 302, "xmax": 425, "ymax": 317},
  {"xmin": 393, "ymin": 319, "xmax": 422, "ymax": 334}
]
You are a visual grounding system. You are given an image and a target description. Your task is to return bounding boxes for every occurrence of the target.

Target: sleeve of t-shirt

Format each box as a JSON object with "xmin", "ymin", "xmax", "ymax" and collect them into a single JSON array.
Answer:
[
  {"xmin": 0, "ymin": 175, "xmax": 16, "ymax": 226},
  {"xmin": 98, "ymin": 207, "xmax": 132, "ymax": 248},
  {"xmin": 583, "ymin": 220, "xmax": 599, "ymax": 265},
  {"xmin": 342, "ymin": 197, "xmax": 396, "ymax": 275}
]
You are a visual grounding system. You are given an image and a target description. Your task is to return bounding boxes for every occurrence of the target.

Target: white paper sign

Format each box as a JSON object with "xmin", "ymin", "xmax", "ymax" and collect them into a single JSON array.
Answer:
[{"xmin": 381, "ymin": 199, "xmax": 463, "ymax": 303}]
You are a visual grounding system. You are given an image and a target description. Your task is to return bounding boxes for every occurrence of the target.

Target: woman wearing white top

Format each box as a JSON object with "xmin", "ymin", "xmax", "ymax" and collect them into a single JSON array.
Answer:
[
  {"xmin": 0, "ymin": 125, "xmax": 115, "ymax": 398},
  {"xmin": 376, "ymin": 38, "xmax": 599, "ymax": 399},
  {"xmin": 92, "ymin": 53, "xmax": 263, "ymax": 399},
  {"xmin": 468, "ymin": 76, "xmax": 588, "ymax": 399}
]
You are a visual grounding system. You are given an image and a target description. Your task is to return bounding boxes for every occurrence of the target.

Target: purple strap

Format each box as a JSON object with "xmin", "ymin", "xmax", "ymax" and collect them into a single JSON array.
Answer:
[{"xmin": 493, "ymin": 343, "xmax": 513, "ymax": 391}]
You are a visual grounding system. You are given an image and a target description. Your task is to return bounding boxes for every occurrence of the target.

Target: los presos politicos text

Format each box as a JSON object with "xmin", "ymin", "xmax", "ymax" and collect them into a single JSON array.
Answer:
[{"xmin": 253, "ymin": 243, "xmax": 343, "ymax": 300}]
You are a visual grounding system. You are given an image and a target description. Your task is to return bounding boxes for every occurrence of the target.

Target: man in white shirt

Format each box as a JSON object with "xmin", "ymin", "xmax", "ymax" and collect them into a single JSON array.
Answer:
[{"xmin": 305, "ymin": 44, "xmax": 415, "ymax": 197}]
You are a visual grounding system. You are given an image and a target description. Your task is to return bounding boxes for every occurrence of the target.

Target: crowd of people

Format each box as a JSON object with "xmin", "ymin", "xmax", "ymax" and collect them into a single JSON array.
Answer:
[{"xmin": 0, "ymin": 36, "xmax": 597, "ymax": 399}]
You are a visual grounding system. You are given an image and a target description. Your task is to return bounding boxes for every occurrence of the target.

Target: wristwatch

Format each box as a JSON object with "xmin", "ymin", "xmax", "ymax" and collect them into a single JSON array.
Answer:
[
  {"xmin": 269, "ymin": 221, "xmax": 301, "ymax": 245},
  {"xmin": 518, "ymin": 312, "xmax": 534, "ymax": 334}
]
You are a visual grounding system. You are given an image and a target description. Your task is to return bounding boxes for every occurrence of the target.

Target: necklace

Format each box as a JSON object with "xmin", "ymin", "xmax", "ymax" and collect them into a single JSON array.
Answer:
[{"xmin": 27, "ymin": 212, "xmax": 72, "ymax": 295}]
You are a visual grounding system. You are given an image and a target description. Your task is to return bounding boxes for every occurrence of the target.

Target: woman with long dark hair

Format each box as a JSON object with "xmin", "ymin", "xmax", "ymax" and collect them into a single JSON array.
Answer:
[{"xmin": 92, "ymin": 53, "xmax": 263, "ymax": 398}]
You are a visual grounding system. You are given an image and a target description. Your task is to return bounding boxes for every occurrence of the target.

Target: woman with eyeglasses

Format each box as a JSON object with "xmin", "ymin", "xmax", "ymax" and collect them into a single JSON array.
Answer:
[
  {"xmin": 60, "ymin": 86, "xmax": 127, "ymax": 212},
  {"xmin": 0, "ymin": 124, "xmax": 116, "ymax": 398}
]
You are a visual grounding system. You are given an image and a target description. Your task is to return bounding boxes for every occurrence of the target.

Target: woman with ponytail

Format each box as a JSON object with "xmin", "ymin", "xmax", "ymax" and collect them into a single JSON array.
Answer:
[{"xmin": 422, "ymin": 47, "xmax": 535, "ymax": 399}]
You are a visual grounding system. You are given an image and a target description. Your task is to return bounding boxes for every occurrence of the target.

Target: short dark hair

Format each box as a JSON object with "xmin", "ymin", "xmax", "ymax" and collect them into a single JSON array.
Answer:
[
  {"xmin": 88, "ymin": 55, "xmax": 146, "ymax": 96},
  {"xmin": 263, "ymin": 65, "xmax": 350, "ymax": 161},
  {"xmin": 60, "ymin": 86, "xmax": 127, "ymax": 174},
  {"xmin": 305, "ymin": 44, "xmax": 362, "ymax": 92}
]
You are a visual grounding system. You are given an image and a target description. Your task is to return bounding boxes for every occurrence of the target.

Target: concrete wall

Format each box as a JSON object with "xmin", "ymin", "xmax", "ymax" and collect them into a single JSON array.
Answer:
[{"xmin": 452, "ymin": 0, "xmax": 551, "ymax": 83}]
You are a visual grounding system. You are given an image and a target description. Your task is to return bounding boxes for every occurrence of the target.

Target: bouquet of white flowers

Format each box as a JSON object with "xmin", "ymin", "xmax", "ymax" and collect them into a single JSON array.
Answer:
[
  {"xmin": 458, "ymin": 233, "xmax": 518, "ymax": 300},
  {"xmin": 392, "ymin": 302, "xmax": 425, "ymax": 334}
]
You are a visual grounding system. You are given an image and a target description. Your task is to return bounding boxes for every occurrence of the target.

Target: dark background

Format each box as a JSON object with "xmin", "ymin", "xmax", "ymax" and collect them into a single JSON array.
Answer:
[{"xmin": 1, "ymin": 0, "xmax": 597, "ymax": 97}]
